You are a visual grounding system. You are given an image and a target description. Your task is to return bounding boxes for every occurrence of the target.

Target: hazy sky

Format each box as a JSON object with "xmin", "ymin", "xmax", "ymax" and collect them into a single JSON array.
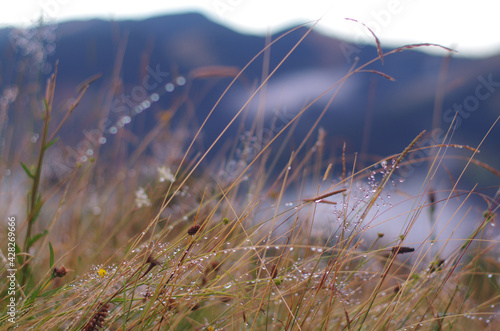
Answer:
[{"xmin": 2, "ymin": 0, "xmax": 499, "ymax": 57}]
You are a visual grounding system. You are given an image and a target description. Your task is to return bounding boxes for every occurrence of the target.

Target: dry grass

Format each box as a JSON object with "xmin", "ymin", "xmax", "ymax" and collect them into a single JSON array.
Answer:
[{"xmin": 1, "ymin": 22, "xmax": 499, "ymax": 331}]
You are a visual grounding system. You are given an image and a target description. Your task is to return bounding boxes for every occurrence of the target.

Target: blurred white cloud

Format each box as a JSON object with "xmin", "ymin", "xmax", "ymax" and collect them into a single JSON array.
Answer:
[{"xmin": 1, "ymin": 0, "xmax": 499, "ymax": 57}]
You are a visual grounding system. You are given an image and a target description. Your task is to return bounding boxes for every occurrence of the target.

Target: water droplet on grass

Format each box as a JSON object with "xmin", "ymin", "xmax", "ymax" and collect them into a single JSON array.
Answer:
[
  {"xmin": 176, "ymin": 76, "xmax": 186, "ymax": 85},
  {"xmin": 150, "ymin": 93, "xmax": 159, "ymax": 102},
  {"xmin": 165, "ymin": 83, "xmax": 174, "ymax": 92}
]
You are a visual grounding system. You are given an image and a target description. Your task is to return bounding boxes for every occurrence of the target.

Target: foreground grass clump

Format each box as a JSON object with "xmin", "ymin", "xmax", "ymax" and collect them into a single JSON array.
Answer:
[{"xmin": 1, "ymin": 22, "xmax": 500, "ymax": 330}]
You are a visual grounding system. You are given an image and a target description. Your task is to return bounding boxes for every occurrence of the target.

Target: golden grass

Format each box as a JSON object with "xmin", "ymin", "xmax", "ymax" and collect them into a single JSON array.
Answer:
[{"xmin": 1, "ymin": 22, "xmax": 499, "ymax": 331}]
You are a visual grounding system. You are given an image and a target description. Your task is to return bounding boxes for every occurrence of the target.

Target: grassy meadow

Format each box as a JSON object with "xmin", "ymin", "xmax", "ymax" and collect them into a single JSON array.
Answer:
[{"xmin": 1, "ymin": 22, "xmax": 499, "ymax": 330}]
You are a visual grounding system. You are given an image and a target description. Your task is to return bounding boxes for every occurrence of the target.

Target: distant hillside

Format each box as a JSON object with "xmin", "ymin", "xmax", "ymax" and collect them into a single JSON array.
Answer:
[{"xmin": 1, "ymin": 12, "xmax": 499, "ymax": 184}]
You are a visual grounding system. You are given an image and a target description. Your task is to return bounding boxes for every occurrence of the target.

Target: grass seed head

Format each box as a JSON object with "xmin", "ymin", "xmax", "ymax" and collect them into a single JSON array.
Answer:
[
  {"xmin": 82, "ymin": 302, "xmax": 110, "ymax": 331},
  {"xmin": 53, "ymin": 265, "xmax": 70, "ymax": 278},
  {"xmin": 187, "ymin": 224, "xmax": 201, "ymax": 236},
  {"xmin": 391, "ymin": 246, "xmax": 415, "ymax": 255}
]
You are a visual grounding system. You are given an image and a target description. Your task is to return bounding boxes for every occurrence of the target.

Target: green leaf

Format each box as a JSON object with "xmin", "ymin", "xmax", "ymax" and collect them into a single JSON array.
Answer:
[
  {"xmin": 26, "ymin": 192, "xmax": 31, "ymax": 214},
  {"xmin": 49, "ymin": 242, "xmax": 54, "ymax": 268},
  {"xmin": 15, "ymin": 244, "xmax": 22, "ymax": 265},
  {"xmin": 28, "ymin": 230, "xmax": 48, "ymax": 248},
  {"xmin": 25, "ymin": 285, "xmax": 42, "ymax": 307},
  {"xmin": 30, "ymin": 194, "xmax": 44, "ymax": 224},
  {"xmin": 39, "ymin": 287, "xmax": 61, "ymax": 298},
  {"xmin": 43, "ymin": 137, "xmax": 59, "ymax": 150},
  {"xmin": 20, "ymin": 161, "xmax": 35, "ymax": 179}
]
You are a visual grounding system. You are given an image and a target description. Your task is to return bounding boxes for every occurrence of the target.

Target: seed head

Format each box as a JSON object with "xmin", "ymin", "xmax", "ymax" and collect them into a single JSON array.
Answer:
[
  {"xmin": 82, "ymin": 302, "xmax": 110, "ymax": 331},
  {"xmin": 187, "ymin": 225, "xmax": 200, "ymax": 236},
  {"xmin": 270, "ymin": 263, "xmax": 278, "ymax": 279},
  {"xmin": 391, "ymin": 246, "xmax": 415, "ymax": 255},
  {"xmin": 53, "ymin": 265, "xmax": 70, "ymax": 277},
  {"xmin": 146, "ymin": 254, "xmax": 161, "ymax": 267},
  {"xmin": 140, "ymin": 254, "xmax": 162, "ymax": 279}
]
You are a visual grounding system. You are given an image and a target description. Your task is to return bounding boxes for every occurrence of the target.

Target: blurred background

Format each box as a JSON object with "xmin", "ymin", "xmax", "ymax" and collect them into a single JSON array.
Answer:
[{"xmin": 1, "ymin": 0, "xmax": 499, "ymax": 192}]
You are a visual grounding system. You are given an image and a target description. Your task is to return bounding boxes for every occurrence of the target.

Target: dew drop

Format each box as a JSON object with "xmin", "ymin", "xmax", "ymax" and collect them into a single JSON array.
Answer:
[
  {"xmin": 165, "ymin": 83, "xmax": 174, "ymax": 92},
  {"xmin": 176, "ymin": 76, "xmax": 186, "ymax": 86},
  {"xmin": 31, "ymin": 133, "xmax": 39, "ymax": 143},
  {"xmin": 150, "ymin": 93, "xmax": 160, "ymax": 102}
]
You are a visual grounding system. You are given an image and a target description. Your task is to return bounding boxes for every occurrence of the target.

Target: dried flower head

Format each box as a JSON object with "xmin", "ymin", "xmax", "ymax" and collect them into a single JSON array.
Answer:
[
  {"xmin": 210, "ymin": 260, "xmax": 221, "ymax": 272},
  {"xmin": 82, "ymin": 302, "xmax": 110, "ymax": 331},
  {"xmin": 53, "ymin": 265, "xmax": 70, "ymax": 277},
  {"xmin": 146, "ymin": 255, "xmax": 161, "ymax": 267},
  {"xmin": 187, "ymin": 225, "xmax": 200, "ymax": 236},
  {"xmin": 391, "ymin": 246, "xmax": 415, "ymax": 255},
  {"xmin": 140, "ymin": 254, "xmax": 162, "ymax": 279},
  {"xmin": 270, "ymin": 263, "xmax": 278, "ymax": 279}
]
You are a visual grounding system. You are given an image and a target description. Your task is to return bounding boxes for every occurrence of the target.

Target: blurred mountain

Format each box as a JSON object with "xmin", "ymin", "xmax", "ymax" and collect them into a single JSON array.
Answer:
[{"xmin": 1, "ymin": 12, "xmax": 499, "ymax": 185}]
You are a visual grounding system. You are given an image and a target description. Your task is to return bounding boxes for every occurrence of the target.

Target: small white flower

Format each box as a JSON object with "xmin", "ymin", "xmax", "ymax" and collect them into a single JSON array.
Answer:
[
  {"xmin": 158, "ymin": 166, "xmax": 175, "ymax": 183},
  {"xmin": 135, "ymin": 187, "xmax": 151, "ymax": 208}
]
